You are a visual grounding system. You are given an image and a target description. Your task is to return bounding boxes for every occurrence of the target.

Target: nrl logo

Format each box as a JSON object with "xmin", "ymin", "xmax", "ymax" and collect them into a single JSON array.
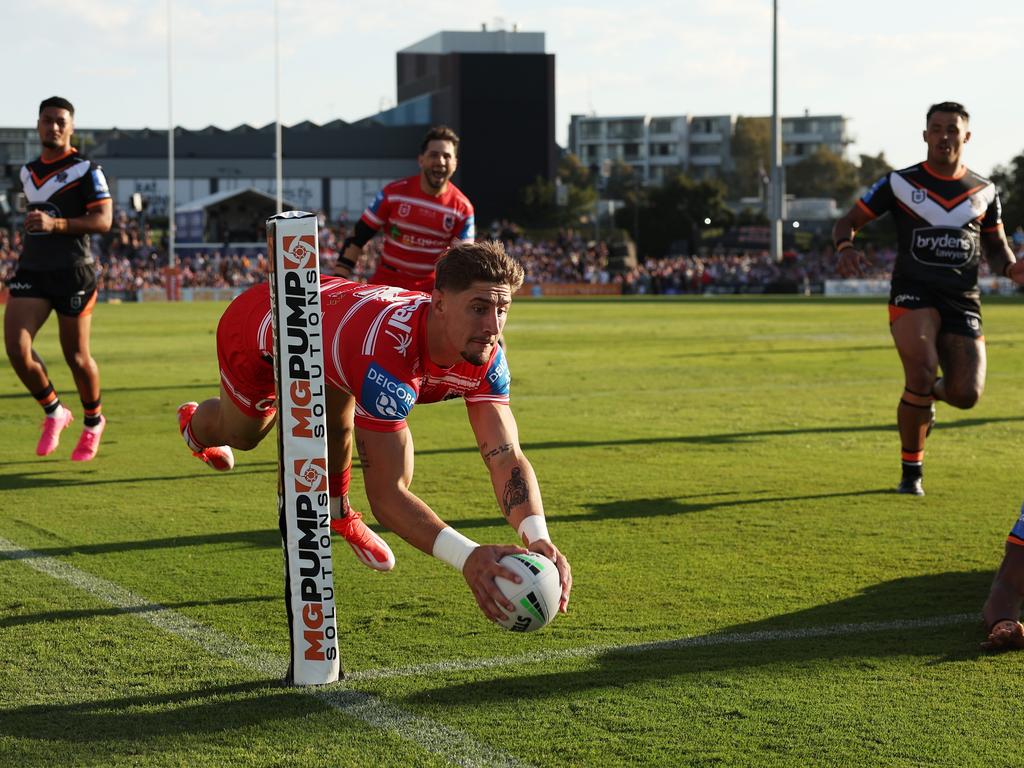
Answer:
[{"xmin": 911, "ymin": 188, "xmax": 927, "ymax": 205}]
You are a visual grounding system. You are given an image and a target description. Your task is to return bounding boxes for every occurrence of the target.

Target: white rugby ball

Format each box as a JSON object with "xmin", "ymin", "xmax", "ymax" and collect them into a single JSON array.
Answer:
[{"xmin": 493, "ymin": 552, "xmax": 561, "ymax": 632}]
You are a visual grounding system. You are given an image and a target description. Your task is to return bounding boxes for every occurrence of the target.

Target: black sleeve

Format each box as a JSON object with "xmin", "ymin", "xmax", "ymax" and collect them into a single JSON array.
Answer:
[{"xmin": 349, "ymin": 219, "xmax": 376, "ymax": 248}]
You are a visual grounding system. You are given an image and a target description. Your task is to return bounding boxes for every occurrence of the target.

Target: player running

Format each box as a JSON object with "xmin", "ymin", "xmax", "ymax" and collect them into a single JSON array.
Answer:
[
  {"xmin": 176, "ymin": 241, "xmax": 571, "ymax": 623},
  {"xmin": 4, "ymin": 96, "xmax": 113, "ymax": 461},
  {"xmin": 833, "ymin": 102, "xmax": 1024, "ymax": 495},
  {"xmin": 332, "ymin": 125, "xmax": 474, "ymax": 292}
]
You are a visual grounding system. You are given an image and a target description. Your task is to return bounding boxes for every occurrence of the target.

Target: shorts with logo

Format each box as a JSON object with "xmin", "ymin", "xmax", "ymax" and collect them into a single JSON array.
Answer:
[
  {"xmin": 8, "ymin": 265, "xmax": 98, "ymax": 317},
  {"xmin": 888, "ymin": 278, "xmax": 982, "ymax": 338},
  {"xmin": 216, "ymin": 283, "xmax": 277, "ymax": 419}
]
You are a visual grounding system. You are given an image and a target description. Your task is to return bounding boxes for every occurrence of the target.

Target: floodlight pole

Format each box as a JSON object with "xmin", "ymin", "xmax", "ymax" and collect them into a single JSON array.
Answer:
[
  {"xmin": 274, "ymin": 0, "xmax": 283, "ymax": 213},
  {"xmin": 167, "ymin": 0, "xmax": 176, "ymax": 270},
  {"xmin": 770, "ymin": 0, "xmax": 784, "ymax": 262}
]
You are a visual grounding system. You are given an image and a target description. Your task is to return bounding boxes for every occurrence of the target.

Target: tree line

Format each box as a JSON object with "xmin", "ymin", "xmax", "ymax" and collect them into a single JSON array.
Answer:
[{"xmin": 518, "ymin": 115, "xmax": 1024, "ymax": 257}]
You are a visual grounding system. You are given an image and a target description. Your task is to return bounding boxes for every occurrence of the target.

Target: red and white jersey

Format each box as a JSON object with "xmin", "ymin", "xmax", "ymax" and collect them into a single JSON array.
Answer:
[
  {"xmin": 360, "ymin": 175, "xmax": 475, "ymax": 279},
  {"xmin": 255, "ymin": 278, "xmax": 509, "ymax": 432}
]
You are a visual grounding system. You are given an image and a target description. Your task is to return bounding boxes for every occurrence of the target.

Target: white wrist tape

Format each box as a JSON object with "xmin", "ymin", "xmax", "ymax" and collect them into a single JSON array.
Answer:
[
  {"xmin": 432, "ymin": 527, "xmax": 479, "ymax": 572},
  {"xmin": 517, "ymin": 515, "xmax": 550, "ymax": 545}
]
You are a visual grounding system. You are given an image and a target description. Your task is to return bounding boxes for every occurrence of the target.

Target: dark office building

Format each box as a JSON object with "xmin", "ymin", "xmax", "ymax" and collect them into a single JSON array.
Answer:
[{"xmin": 378, "ymin": 30, "xmax": 557, "ymax": 225}]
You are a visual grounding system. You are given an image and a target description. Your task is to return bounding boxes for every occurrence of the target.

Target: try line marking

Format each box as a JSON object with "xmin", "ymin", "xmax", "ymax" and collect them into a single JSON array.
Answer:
[{"xmin": 0, "ymin": 536, "xmax": 531, "ymax": 768}]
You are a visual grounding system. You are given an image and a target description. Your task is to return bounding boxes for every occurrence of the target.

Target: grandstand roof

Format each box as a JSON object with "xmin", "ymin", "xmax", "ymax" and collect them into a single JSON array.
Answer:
[
  {"xmin": 93, "ymin": 122, "xmax": 427, "ymax": 161},
  {"xmin": 175, "ymin": 187, "xmax": 295, "ymax": 213}
]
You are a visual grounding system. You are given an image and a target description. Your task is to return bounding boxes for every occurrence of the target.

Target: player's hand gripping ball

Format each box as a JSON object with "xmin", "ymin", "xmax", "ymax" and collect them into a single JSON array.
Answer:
[{"xmin": 494, "ymin": 552, "xmax": 561, "ymax": 632}]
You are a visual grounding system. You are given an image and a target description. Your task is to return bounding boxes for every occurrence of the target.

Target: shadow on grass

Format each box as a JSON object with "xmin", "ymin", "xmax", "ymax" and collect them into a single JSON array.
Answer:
[
  {"xmin": 403, "ymin": 570, "xmax": 995, "ymax": 706},
  {"xmin": 3, "ymin": 487, "xmax": 899, "ymax": 561},
  {"xmin": 0, "ymin": 680, "xmax": 319, "ymax": 742},
  {"xmin": 0, "ymin": 595, "xmax": 276, "ymax": 629},
  {"xmin": 0, "ymin": 383, "xmax": 217, "ymax": 401},
  {"xmin": 1, "ymin": 528, "xmax": 281, "ymax": 560},
  {"xmin": 0, "ymin": 463, "xmax": 276, "ymax": 491},
  {"xmin": 414, "ymin": 414, "xmax": 1024, "ymax": 456}
]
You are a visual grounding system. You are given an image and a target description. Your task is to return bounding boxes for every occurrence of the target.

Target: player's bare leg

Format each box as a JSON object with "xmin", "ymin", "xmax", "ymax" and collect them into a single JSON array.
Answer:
[
  {"xmin": 891, "ymin": 309, "xmax": 941, "ymax": 495},
  {"xmin": 982, "ymin": 544, "xmax": 1024, "ymax": 651},
  {"xmin": 4, "ymin": 297, "xmax": 74, "ymax": 455},
  {"xmin": 177, "ymin": 385, "xmax": 273, "ymax": 471},
  {"xmin": 325, "ymin": 385, "xmax": 394, "ymax": 571},
  {"xmin": 58, "ymin": 311, "xmax": 105, "ymax": 461},
  {"xmin": 935, "ymin": 332, "xmax": 985, "ymax": 409}
]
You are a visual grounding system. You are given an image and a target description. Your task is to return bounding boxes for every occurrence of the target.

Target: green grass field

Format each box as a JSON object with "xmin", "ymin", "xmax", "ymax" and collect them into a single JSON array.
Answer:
[{"xmin": 3, "ymin": 295, "xmax": 1024, "ymax": 767}]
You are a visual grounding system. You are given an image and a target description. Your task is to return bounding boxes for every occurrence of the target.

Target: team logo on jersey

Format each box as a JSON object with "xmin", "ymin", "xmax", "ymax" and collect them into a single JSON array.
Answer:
[
  {"xmin": 911, "ymin": 188, "xmax": 927, "ymax": 205},
  {"xmin": 910, "ymin": 226, "xmax": 976, "ymax": 268},
  {"xmin": 443, "ymin": 214, "xmax": 455, "ymax": 232},
  {"xmin": 56, "ymin": 171, "xmax": 68, "ymax": 183},
  {"xmin": 966, "ymin": 313, "xmax": 981, "ymax": 332},
  {"xmin": 70, "ymin": 295, "xmax": 82, "ymax": 310},
  {"xmin": 363, "ymin": 363, "xmax": 415, "ymax": 421},
  {"xmin": 282, "ymin": 235, "xmax": 317, "ymax": 270},
  {"xmin": 398, "ymin": 203, "xmax": 411, "ymax": 217}
]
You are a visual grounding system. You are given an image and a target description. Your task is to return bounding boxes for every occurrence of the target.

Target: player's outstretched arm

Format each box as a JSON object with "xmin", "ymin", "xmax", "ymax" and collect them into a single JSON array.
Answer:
[
  {"xmin": 355, "ymin": 425, "xmax": 528, "ymax": 621},
  {"xmin": 468, "ymin": 402, "xmax": 573, "ymax": 612}
]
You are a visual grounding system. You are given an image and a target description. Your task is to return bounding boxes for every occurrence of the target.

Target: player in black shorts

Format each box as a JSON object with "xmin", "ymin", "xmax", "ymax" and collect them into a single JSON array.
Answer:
[
  {"xmin": 833, "ymin": 102, "xmax": 1023, "ymax": 495},
  {"xmin": 3, "ymin": 96, "xmax": 113, "ymax": 461}
]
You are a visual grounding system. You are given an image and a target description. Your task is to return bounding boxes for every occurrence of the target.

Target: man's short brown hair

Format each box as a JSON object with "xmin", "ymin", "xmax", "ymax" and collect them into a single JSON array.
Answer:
[
  {"xmin": 435, "ymin": 241, "xmax": 524, "ymax": 293},
  {"xmin": 420, "ymin": 125, "xmax": 460, "ymax": 155}
]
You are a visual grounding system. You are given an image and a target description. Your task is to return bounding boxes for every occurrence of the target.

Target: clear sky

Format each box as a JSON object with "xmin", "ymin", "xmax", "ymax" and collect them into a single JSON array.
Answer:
[{"xmin": 3, "ymin": 0, "xmax": 1021, "ymax": 178}]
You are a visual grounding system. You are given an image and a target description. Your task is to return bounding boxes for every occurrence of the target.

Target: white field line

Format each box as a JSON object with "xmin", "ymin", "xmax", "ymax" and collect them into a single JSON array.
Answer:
[
  {"xmin": 347, "ymin": 611, "xmax": 979, "ymax": 682},
  {"xmin": 0, "ymin": 537, "xmax": 531, "ymax": 768}
]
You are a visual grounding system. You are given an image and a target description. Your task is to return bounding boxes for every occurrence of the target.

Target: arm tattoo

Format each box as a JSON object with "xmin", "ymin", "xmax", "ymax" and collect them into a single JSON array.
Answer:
[
  {"xmin": 481, "ymin": 442, "xmax": 513, "ymax": 464},
  {"xmin": 502, "ymin": 467, "xmax": 529, "ymax": 518}
]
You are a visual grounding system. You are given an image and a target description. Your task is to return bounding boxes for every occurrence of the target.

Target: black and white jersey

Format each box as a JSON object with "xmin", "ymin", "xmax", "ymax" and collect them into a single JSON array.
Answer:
[
  {"xmin": 858, "ymin": 163, "xmax": 1002, "ymax": 296},
  {"xmin": 19, "ymin": 148, "xmax": 111, "ymax": 271}
]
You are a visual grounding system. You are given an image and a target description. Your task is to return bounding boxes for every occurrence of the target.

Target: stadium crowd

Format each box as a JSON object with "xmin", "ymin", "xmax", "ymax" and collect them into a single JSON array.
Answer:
[{"xmin": 2, "ymin": 210, "xmax": 1019, "ymax": 298}]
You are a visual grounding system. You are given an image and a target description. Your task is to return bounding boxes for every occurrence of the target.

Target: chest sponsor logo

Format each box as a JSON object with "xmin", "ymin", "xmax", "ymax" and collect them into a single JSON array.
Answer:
[
  {"xmin": 910, "ymin": 227, "xmax": 976, "ymax": 268},
  {"xmin": 911, "ymin": 188, "xmax": 927, "ymax": 205},
  {"xmin": 363, "ymin": 363, "xmax": 415, "ymax": 420}
]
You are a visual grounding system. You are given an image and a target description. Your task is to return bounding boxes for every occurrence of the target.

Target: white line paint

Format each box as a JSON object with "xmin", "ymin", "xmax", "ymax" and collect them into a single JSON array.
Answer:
[
  {"xmin": 347, "ymin": 611, "xmax": 979, "ymax": 682},
  {"xmin": 0, "ymin": 537, "xmax": 531, "ymax": 768}
]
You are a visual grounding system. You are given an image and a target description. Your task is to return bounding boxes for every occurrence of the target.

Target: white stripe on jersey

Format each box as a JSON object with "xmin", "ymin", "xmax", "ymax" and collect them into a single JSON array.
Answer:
[
  {"xmin": 890, "ymin": 173, "xmax": 996, "ymax": 228},
  {"xmin": 20, "ymin": 159, "xmax": 92, "ymax": 203},
  {"xmin": 465, "ymin": 394, "xmax": 510, "ymax": 404},
  {"xmin": 381, "ymin": 251, "xmax": 438, "ymax": 273},
  {"xmin": 391, "ymin": 219, "xmax": 457, "ymax": 240},
  {"xmin": 388, "ymin": 194, "xmax": 466, "ymax": 218},
  {"xmin": 257, "ymin": 310, "xmax": 273, "ymax": 356}
]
